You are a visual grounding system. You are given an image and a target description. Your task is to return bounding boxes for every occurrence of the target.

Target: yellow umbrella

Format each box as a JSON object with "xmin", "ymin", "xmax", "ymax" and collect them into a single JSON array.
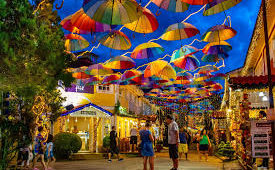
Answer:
[{"xmin": 144, "ymin": 60, "xmax": 176, "ymax": 80}]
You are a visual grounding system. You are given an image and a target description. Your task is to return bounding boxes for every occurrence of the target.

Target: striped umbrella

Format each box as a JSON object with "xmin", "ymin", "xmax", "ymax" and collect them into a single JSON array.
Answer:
[
  {"xmin": 102, "ymin": 74, "xmax": 121, "ymax": 85},
  {"xmin": 144, "ymin": 60, "xmax": 176, "ymax": 80},
  {"xmin": 131, "ymin": 42, "xmax": 164, "ymax": 59},
  {"xmin": 105, "ymin": 56, "xmax": 136, "ymax": 69},
  {"xmin": 161, "ymin": 22, "xmax": 199, "ymax": 41},
  {"xmin": 198, "ymin": 65, "xmax": 219, "ymax": 74},
  {"xmin": 201, "ymin": 53, "xmax": 227, "ymax": 62},
  {"xmin": 202, "ymin": 41, "xmax": 232, "ymax": 54},
  {"xmin": 151, "ymin": 0, "xmax": 189, "ymax": 13},
  {"xmin": 61, "ymin": 15, "xmax": 89, "ymax": 34},
  {"xmin": 71, "ymin": 8, "xmax": 112, "ymax": 33},
  {"xmin": 203, "ymin": 0, "xmax": 242, "ymax": 16},
  {"xmin": 98, "ymin": 31, "xmax": 131, "ymax": 50},
  {"xmin": 121, "ymin": 70, "xmax": 142, "ymax": 82},
  {"xmin": 65, "ymin": 34, "xmax": 89, "ymax": 51},
  {"xmin": 85, "ymin": 64, "xmax": 113, "ymax": 75},
  {"xmin": 124, "ymin": 7, "xmax": 158, "ymax": 34},
  {"xmin": 82, "ymin": 0, "xmax": 143, "ymax": 25},
  {"xmin": 171, "ymin": 54, "xmax": 200, "ymax": 70},
  {"xmin": 72, "ymin": 72, "xmax": 91, "ymax": 79},
  {"xmin": 201, "ymin": 25, "xmax": 237, "ymax": 42}
]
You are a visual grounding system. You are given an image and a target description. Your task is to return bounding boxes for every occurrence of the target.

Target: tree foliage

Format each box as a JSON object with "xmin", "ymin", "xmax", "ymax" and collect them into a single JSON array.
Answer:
[{"xmin": 0, "ymin": 0, "xmax": 74, "ymax": 168}]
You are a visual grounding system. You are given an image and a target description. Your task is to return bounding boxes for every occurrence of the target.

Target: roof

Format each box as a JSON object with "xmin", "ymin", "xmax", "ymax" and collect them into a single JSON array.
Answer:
[
  {"xmin": 229, "ymin": 75, "xmax": 275, "ymax": 89},
  {"xmin": 61, "ymin": 103, "xmax": 113, "ymax": 117}
]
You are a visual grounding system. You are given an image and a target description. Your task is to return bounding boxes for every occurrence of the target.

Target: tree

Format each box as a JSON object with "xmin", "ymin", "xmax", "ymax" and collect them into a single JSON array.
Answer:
[{"xmin": 0, "ymin": 0, "xmax": 73, "ymax": 168}]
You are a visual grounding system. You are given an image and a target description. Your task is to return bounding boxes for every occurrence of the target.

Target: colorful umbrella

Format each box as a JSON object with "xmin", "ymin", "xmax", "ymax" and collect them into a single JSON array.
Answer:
[
  {"xmin": 198, "ymin": 65, "xmax": 219, "ymax": 74},
  {"xmin": 144, "ymin": 60, "xmax": 176, "ymax": 80},
  {"xmin": 131, "ymin": 42, "xmax": 164, "ymax": 59},
  {"xmin": 151, "ymin": 0, "xmax": 189, "ymax": 13},
  {"xmin": 181, "ymin": 0, "xmax": 213, "ymax": 5},
  {"xmin": 201, "ymin": 25, "xmax": 237, "ymax": 42},
  {"xmin": 86, "ymin": 76, "xmax": 102, "ymax": 85},
  {"xmin": 171, "ymin": 54, "xmax": 200, "ymax": 70},
  {"xmin": 72, "ymin": 72, "xmax": 91, "ymax": 79},
  {"xmin": 85, "ymin": 64, "xmax": 113, "ymax": 75},
  {"xmin": 102, "ymin": 74, "xmax": 121, "ymax": 85},
  {"xmin": 124, "ymin": 7, "xmax": 158, "ymax": 33},
  {"xmin": 105, "ymin": 56, "xmax": 136, "ymax": 69},
  {"xmin": 71, "ymin": 8, "xmax": 112, "ymax": 33},
  {"xmin": 176, "ymin": 72, "xmax": 193, "ymax": 80},
  {"xmin": 65, "ymin": 34, "xmax": 90, "ymax": 51},
  {"xmin": 121, "ymin": 70, "xmax": 142, "ymax": 82},
  {"xmin": 201, "ymin": 53, "xmax": 228, "ymax": 62},
  {"xmin": 61, "ymin": 15, "xmax": 89, "ymax": 34},
  {"xmin": 161, "ymin": 22, "xmax": 199, "ymax": 41},
  {"xmin": 202, "ymin": 41, "xmax": 232, "ymax": 54},
  {"xmin": 203, "ymin": 0, "xmax": 242, "ymax": 16},
  {"xmin": 82, "ymin": 0, "xmax": 143, "ymax": 25},
  {"xmin": 173, "ymin": 46, "xmax": 199, "ymax": 58},
  {"xmin": 194, "ymin": 74, "xmax": 210, "ymax": 82},
  {"xmin": 98, "ymin": 31, "xmax": 131, "ymax": 50}
]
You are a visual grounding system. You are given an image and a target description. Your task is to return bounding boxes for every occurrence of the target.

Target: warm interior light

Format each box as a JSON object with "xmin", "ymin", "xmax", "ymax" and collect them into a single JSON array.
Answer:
[
  {"xmin": 259, "ymin": 92, "xmax": 264, "ymax": 97},
  {"xmin": 262, "ymin": 96, "xmax": 268, "ymax": 101}
]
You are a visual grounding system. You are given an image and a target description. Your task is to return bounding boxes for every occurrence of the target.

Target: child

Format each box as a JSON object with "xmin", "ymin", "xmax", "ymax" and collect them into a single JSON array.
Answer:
[
  {"xmin": 179, "ymin": 127, "xmax": 189, "ymax": 160},
  {"xmin": 46, "ymin": 134, "xmax": 56, "ymax": 169}
]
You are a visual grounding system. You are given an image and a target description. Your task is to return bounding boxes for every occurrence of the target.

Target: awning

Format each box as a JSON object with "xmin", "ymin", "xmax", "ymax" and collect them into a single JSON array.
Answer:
[
  {"xmin": 61, "ymin": 103, "xmax": 112, "ymax": 117},
  {"xmin": 229, "ymin": 75, "xmax": 275, "ymax": 89}
]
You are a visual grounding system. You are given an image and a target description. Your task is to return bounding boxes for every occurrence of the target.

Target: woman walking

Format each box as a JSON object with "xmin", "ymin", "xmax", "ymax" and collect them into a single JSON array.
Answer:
[
  {"xmin": 139, "ymin": 122, "xmax": 154, "ymax": 170},
  {"xmin": 199, "ymin": 129, "xmax": 211, "ymax": 162}
]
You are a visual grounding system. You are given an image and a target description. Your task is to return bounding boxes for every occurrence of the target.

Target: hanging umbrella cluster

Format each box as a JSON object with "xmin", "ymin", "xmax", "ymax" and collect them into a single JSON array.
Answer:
[{"xmin": 202, "ymin": 41, "xmax": 232, "ymax": 62}]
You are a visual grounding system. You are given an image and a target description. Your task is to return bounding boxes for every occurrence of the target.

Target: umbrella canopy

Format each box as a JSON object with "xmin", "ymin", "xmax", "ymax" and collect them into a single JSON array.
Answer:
[
  {"xmin": 203, "ymin": 0, "xmax": 242, "ymax": 16},
  {"xmin": 172, "ymin": 46, "xmax": 199, "ymax": 58},
  {"xmin": 201, "ymin": 53, "xmax": 226, "ymax": 62},
  {"xmin": 151, "ymin": 0, "xmax": 189, "ymax": 13},
  {"xmin": 65, "ymin": 34, "xmax": 89, "ymax": 51},
  {"xmin": 176, "ymin": 72, "xmax": 193, "ymax": 80},
  {"xmin": 144, "ymin": 60, "xmax": 176, "ymax": 80},
  {"xmin": 86, "ymin": 76, "xmax": 102, "ymax": 85},
  {"xmin": 202, "ymin": 41, "xmax": 232, "ymax": 54},
  {"xmin": 85, "ymin": 64, "xmax": 113, "ymax": 75},
  {"xmin": 82, "ymin": 0, "xmax": 143, "ymax": 25},
  {"xmin": 102, "ymin": 74, "xmax": 121, "ymax": 84},
  {"xmin": 131, "ymin": 42, "xmax": 164, "ymax": 59},
  {"xmin": 68, "ymin": 57, "xmax": 94, "ymax": 68},
  {"xmin": 61, "ymin": 15, "xmax": 89, "ymax": 34},
  {"xmin": 71, "ymin": 8, "xmax": 112, "ymax": 33},
  {"xmin": 124, "ymin": 7, "xmax": 158, "ymax": 33},
  {"xmin": 202, "ymin": 25, "xmax": 237, "ymax": 42},
  {"xmin": 181, "ymin": 0, "xmax": 213, "ymax": 5},
  {"xmin": 171, "ymin": 54, "xmax": 200, "ymax": 70},
  {"xmin": 105, "ymin": 56, "xmax": 136, "ymax": 69},
  {"xmin": 198, "ymin": 65, "xmax": 219, "ymax": 74},
  {"xmin": 161, "ymin": 22, "xmax": 199, "ymax": 41},
  {"xmin": 72, "ymin": 72, "xmax": 92, "ymax": 79},
  {"xmin": 121, "ymin": 70, "xmax": 142, "ymax": 82},
  {"xmin": 98, "ymin": 31, "xmax": 131, "ymax": 50}
]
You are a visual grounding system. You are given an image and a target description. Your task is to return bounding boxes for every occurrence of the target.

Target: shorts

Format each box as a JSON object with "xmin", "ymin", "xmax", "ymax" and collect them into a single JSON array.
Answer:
[
  {"xmin": 130, "ymin": 136, "xmax": 137, "ymax": 144},
  {"xmin": 178, "ymin": 144, "xmax": 188, "ymax": 153},
  {"xmin": 168, "ymin": 144, "xmax": 178, "ymax": 159},
  {"xmin": 109, "ymin": 144, "xmax": 119, "ymax": 155},
  {"xmin": 199, "ymin": 144, "xmax": 209, "ymax": 151}
]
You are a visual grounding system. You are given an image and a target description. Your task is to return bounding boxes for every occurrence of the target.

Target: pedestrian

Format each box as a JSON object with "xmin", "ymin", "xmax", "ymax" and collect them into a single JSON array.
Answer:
[
  {"xmin": 139, "ymin": 122, "xmax": 154, "ymax": 170},
  {"xmin": 178, "ymin": 127, "xmax": 189, "ymax": 160},
  {"xmin": 130, "ymin": 125, "xmax": 138, "ymax": 152},
  {"xmin": 257, "ymin": 111, "xmax": 269, "ymax": 168},
  {"xmin": 32, "ymin": 126, "xmax": 47, "ymax": 170},
  {"xmin": 108, "ymin": 126, "xmax": 123, "ymax": 162},
  {"xmin": 194, "ymin": 130, "xmax": 201, "ymax": 154},
  {"xmin": 199, "ymin": 129, "xmax": 211, "ymax": 162},
  {"xmin": 166, "ymin": 115, "xmax": 180, "ymax": 170},
  {"xmin": 46, "ymin": 134, "xmax": 56, "ymax": 169}
]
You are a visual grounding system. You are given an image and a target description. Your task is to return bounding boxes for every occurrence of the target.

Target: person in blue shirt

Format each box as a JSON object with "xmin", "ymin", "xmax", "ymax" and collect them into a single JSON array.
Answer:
[
  {"xmin": 178, "ymin": 127, "xmax": 189, "ymax": 160},
  {"xmin": 45, "ymin": 134, "xmax": 56, "ymax": 169},
  {"xmin": 139, "ymin": 122, "xmax": 154, "ymax": 170}
]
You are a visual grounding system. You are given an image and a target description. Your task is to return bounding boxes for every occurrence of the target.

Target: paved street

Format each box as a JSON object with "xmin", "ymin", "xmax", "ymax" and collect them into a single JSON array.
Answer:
[{"xmin": 49, "ymin": 152, "xmax": 241, "ymax": 170}]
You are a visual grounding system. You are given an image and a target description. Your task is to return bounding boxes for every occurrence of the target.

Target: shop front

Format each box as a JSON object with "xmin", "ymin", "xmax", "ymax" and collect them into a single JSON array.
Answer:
[{"xmin": 54, "ymin": 103, "xmax": 112, "ymax": 153}]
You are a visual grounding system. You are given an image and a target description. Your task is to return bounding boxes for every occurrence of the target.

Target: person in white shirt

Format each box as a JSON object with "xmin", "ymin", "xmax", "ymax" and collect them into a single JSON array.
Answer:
[{"xmin": 130, "ymin": 126, "xmax": 138, "ymax": 152}]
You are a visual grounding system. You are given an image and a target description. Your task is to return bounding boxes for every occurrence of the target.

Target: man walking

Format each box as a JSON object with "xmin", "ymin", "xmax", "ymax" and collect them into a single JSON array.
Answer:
[
  {"xmin": 166, "ymin": 115, "xmax": 180, "ymax": 170},
  {"xmin": 130, "ymin": 126, "xmax": 138, "ymax": 152},
  {"xmin": 108, "ymin": 126, "xmax": 123, "ymax": 162}
]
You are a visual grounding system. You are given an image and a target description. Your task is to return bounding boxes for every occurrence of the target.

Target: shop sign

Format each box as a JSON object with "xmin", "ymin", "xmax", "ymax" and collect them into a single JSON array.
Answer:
[
  {"xmin": 65, "ymin": 84, "xmax": 94, "ymax": 94},
  {"xmin": 251, "ymin": 120, "xmax": 272, "ymax": 158},
  {"xmin": 71, "ymin": 111, "xmax": 97, "ymax": 117}
]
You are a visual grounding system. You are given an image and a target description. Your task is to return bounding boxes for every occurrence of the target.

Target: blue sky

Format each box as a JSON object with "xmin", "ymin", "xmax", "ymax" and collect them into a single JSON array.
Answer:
[{"xmin": 56, "ymin": 0, "xmax": 261, "ymax": 74}]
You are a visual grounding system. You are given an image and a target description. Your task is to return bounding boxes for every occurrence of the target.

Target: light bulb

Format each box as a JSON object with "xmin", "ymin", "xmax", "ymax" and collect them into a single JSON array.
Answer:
[
  {"xmin": 262, "ymin": 96, "xmax": 268, "ymax": 101},
  {"xmin": 259, "ymin": 92, "xmax": 264, "ymax": 97}
]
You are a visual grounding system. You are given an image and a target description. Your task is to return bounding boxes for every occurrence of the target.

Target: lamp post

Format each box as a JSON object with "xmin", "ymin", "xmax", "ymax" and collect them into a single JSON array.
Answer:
[{"xmin": 262, "ymin": 0, "xmax": 275, "ymax": 168}]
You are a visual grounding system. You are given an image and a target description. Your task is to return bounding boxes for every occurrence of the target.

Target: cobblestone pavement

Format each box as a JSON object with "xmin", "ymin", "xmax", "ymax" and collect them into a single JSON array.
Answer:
[{"xmin": 41, "ymin": 152, "xmax": 241, "ymax": 170}]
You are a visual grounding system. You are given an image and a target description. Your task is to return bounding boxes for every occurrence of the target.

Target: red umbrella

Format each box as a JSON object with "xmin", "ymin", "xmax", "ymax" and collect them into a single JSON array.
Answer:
[{"xmin": 181, "ymin": 0, "xmax": 213, "ymax": 5}]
